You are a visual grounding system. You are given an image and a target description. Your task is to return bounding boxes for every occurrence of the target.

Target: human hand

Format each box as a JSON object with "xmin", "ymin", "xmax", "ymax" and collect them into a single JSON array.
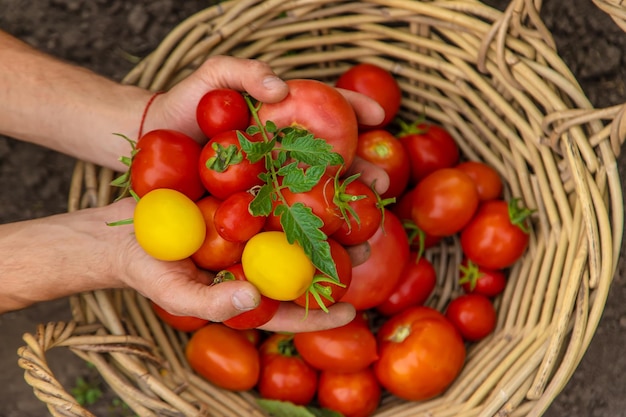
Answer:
[{"xmin": 116, "ymin": 56, "xmax": 390, "ymax": 330}]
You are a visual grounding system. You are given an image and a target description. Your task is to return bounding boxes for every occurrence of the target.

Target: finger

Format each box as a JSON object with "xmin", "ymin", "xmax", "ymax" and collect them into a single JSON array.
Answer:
[
  {"xmin": 149, "ymin": 273, "xmax": 262, "ymax": 323},
  {"xmin": 346, "ymin": 156, "xmax": 390, "ymax": 195},
  {"xmin": 258, "ymin": 302, "xmax": 356, "ymax": 333},
  {"xmin": 194, "ymin": 55, "xmax": 289, "ymax": 103},
  {"xmin": 336, "ymin": 88, "xmax": 385, "ymax": 127},
  {"xmin": 345, "ymin": 242, "xmax": 371, "ymax": 266}
]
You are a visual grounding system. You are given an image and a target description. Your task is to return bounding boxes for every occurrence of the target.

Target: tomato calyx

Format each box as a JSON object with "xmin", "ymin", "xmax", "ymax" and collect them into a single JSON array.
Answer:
[
  {"xmin": 458, "ymin": 259, "xmax": 483, "ymax": 292},
  {"xmin": 276, "ymin": 335, "xmax": 298, "ymax": 357},
  {"xmin": 508, "ymin": 198, "xmax": 534, "ymax": 234},
  {"xmin": 396, "ymin": 115, "xmax": 428, "ymax": 136},
  {"xmin": 206, "ymin": 142, "xmax": 244, "ymax": 173},
  {"xmin": 402, "ymin": 219, "xmax": 428, "ymax": 260},
  {"xmin": 109, "ymin": 133, "xmax": 139, "ymax": 199},
  {"xmin": 301, "ymin": 273, "xmax": 348, "ymax": 315},
  {"xmin": 387, "ymin": 324, "xmax": 412, "ymax": 343}
]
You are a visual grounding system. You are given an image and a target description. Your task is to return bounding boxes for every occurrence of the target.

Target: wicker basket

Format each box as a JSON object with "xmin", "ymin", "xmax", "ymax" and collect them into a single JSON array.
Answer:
[{"xmin": 18, "ymin": 0, "xmax": 626, "ymax": 416}]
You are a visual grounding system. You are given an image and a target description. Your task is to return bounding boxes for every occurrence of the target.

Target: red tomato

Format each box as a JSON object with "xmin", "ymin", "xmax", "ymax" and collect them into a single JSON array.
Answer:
[
  {"xmin": 391, "ymin": 187, "xmax": 441, "ymax": 251},
  {"xmin": 341, "ymin": 209, "xmax": 410, "ymax": 310},
  {"xmin": 456, "ymin": 160, "xmax": 503, "ymax": 201},
  {"xmin": 265, "ymin": 174, "xmax": 344, "ymax": 236},
  {"xmin": 356, "ymin": 129, "xmax": 410, "ymax": 199},
  {"xmin": 460, "ymin": 199, "xmax": 531, "ymax": 270},
  {"xmin": 459, "ymin": 258, "xmax": 507, "ymax": 298},
  {"xmin": 411, "ymin": 168, "xmax": 479, "ymax": 237},
  {"xmin": 217, "ymin": 263, "xmax": 280, "ymax": 329},
  {"xmin": 374, "ymin": 306, "xmax": 466, "ymax": 401},
  {"xmin": 191, "ymin": 196, "xmax": 245, "ymax": 272},
  {"xmin": 150, "ymin": 301, "xmax": 208, "ymax": 333},
  {"xmin": 196, "ymin": 88, "xmax": 250, "ymax": 139},
  {"xmin": 293, "ymin": 238, "xmax": 352, "ymax": 310},
  {"xmin": 293, "ymin": 317, "xmax": 378, "ymax": 373},
  {"xmin": 214, "ymin": 191, "xmax": 266, "ymax": 242},
  {"xmin": 256, "ymin": 79, "xmax": 359, "ymax": 175},
  {"xmin": 335, "ymin": 63, "xmax": 401, "ymax": 129},
  {"xmin": 317, "ymin": 368, "xmax": 381, "ymax": 417},
  {"xmin": 257, "ymin": 333, "xmax": 318, "ymax": 405},
  {"xmin": 130, "ymin": 129, "xmax": 205, "ymax": 201},
  {"xmin": 185, "ymin": 323, "xmax": 260, "ymax": 391},
  {"xmin": 376, "ymin": 252, "xmax": 437, "ymax": 317},
  {"xmin": 398, "ymin": 122, "xmax": 459, "ymax": 184},
  {"xmin": 198, "ymin": 130, "xmax": 266, "ymax": 200},
  {"xmin": 445, "ymin": 294, "xmax": 497, "ymax": 341},
  {"xmin": 330, "ymin": 177, "xmax": 383, "ymax": 246}
]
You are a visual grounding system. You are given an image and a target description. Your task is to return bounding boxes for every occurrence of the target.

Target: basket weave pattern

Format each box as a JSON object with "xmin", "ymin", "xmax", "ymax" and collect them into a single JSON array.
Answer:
[{"xmin": 18, "ymin": 1, "xmax": 626, "ymax": 416}]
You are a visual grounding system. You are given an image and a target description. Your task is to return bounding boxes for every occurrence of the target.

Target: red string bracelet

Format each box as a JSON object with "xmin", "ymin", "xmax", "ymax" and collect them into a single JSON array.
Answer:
[{"xmin": 138, "ymin": 91, "xmax": 164, "ymax": 140}]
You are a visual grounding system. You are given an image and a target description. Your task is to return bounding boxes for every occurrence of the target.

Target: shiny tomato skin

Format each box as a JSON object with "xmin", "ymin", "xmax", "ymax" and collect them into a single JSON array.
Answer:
[
  {"xmin": 317, "ymin": 368, "xmax": 381, "ymax": 417},
  {"xmin": 293, "ymin": 238, "xmax": 352, "ymax": 310},
  {"xmin": 375, "ymin": 306, "xmax": 466, "ymax": 401},
  {"xmin": 150, "ymin": 301, "xmax": 209, "ymax": 333},
  {"xmin": 131, "ymin": 129, "xmax": 205, "ymax": 201},
  {"xmin": 459, "ymin": 258, "xmax": 507, "ymax": 298},
  {"xmin": 196, "ymin": 88, "xmax": 250, "ymax": 139},
  {"xmin": 411, "ymin": 168, "xmax": 479, "ymax": 237},
  {"xmin": 257, "ymin": 333, "xmax": 318, "ymax": 405},
  {"xmin": 191, "ymin": 196, "xmax": 245, "ymax": 272},
  {"xmin": 256, "ymin": 79, "xmax": 359, "ymax": 174},
  {"xmin": 198, "ymin": 130, "xmax": 266, "ymax": 200},
  {"xmin": 399, "ymin": 123, "xmax": 460, "ymax": 184},
  {"xmin": 376, "ymin": 252, "xmax": 437, "ymax": 317},
  {"xmin": 335, "ymin": 63, "xmax": 401, "ymax": 129},
  {"xmin": 185, "ymin": 323, "xmax": 260, "ymax": 391},
  {"xmin": 460, "ymin": 199, "xmax": 530, "ymax": 270},
  {"xmin": 293, "ymin": 317, "xmax": 378, "ymax": 373},
  {"xmin": 456, "ymin": 160, "xmax": 503, "ymax": 201},
  {"xmin": 214, "ymin": 191, "xmax": 266, "ymax": 242},
  {"xmin": 330, "ymin": 178, "xmax": 382, "ymax": 246},
  {"xmin": 220, "ymin": 263, "xmax": 280, "ymax": 330},
  {"xmin": 356, "ymin": 129, "xmax": 410, "ymax": 199},
  {"xmin": 265, "ymin": 174, "xmax": 344, "ymax": 236},
  {"xmin": 340, "ymin": 209, "xmax": 410, "ymax": 310},
  {"xmin": 445, "ymin": 294, "xmax": 497, "ymax": 341}
]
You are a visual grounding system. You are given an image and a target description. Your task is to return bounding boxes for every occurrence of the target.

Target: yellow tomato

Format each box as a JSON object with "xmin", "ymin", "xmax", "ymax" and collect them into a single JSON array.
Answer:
[
  {"xmin": 241, "ymin": 231, "xmax": 316, "ymax": 301},
  {"xmin": 134, "ymin": 188, "xmax": 206, "ymax": 261}
]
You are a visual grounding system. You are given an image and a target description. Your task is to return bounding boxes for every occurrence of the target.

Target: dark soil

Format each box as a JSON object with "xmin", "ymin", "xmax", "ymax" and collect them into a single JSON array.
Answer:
[{"xmin": 0, "ymin": 1, "xmax": 625, "ymax": 416}]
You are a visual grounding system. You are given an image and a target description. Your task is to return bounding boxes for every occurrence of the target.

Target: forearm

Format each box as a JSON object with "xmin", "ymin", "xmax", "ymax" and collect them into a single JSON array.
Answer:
[
  {"xmin": 0, "ymin": 30, "xmax": 151, "ymax": 172},
  {"xmin": 0, "ymin": 207, "xmax": 130, "ymax": 312}
]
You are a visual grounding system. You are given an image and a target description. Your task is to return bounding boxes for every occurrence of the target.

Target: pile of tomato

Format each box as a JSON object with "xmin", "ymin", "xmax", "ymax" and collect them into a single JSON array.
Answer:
[{"xmin": 120, "ymin": 62, "xmax": 533, "ymax": 417}]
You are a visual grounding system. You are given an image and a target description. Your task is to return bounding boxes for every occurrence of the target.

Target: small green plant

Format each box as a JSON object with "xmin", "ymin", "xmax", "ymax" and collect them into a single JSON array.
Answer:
[{"xmin": 71, "ymin": 375, "xmax": 103, "ymax": 406}]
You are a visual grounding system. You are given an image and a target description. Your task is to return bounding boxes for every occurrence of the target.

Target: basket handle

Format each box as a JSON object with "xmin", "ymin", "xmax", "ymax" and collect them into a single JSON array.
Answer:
[
  {"xmin": 17, "ymin": 321, "xmax": 173, "ymax": 417},
  {"xmin": 479, "ymin": 0, "xmax": 626, "ymax": 157}
]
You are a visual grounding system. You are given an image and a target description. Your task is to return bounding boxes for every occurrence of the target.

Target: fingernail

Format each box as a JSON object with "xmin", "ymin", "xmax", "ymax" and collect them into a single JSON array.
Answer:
[
  {"xmin": 263, "ymin": 75, "xmax": 286, "ymax": 91},
  {"xmin": 232, "ymin": 289, "xmax": 259, "ymax": 311}
]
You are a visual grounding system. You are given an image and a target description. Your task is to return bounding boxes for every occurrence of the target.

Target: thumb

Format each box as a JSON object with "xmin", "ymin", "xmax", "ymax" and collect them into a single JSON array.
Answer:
[{"xmin": 149, "ymin": 275, "xmax": 262, "ymax": 323}]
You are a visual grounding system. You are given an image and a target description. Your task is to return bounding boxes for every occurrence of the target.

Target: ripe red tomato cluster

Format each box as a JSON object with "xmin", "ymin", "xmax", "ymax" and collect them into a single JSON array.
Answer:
[{"xmin": 127, "ymin": 62, "xmax": 534, "ymax": 416}]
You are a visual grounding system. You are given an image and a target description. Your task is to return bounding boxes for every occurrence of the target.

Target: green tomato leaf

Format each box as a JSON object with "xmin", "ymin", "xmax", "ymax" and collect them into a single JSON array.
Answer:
[
  {"xmin": 307, "ymin": 406, "xmax": 345, "ymax": 417},
  {"xmin": 256, "ymin": 399, "xmax": 315, "ymax": 417},
  {"xmin": 276, "ymin": 202, "xmax": 338, "ymax": 281},
  {"xmin": 279, "ymin": 129, "xmax": 344, "ymax": 167},
  {"xmin": 237, "ymin": 131, "xmax": 275, "ymax": 164},
  {"xmin": 278, "ymin": 163, "xmax": 325, "ymax": 193},
  {"xmin": 256, "ymin": 399, "xmax": 345, "ymax": 417},
  {"xmin": 249, "ymin": 184, "xmax": 275, "ymax": 216}
]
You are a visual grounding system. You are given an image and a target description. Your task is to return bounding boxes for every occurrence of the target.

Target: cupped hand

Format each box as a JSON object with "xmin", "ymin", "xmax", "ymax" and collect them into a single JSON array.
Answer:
[{"xmin": 108, "ymin": 198, "xmax": 356, "ymax": 332}]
